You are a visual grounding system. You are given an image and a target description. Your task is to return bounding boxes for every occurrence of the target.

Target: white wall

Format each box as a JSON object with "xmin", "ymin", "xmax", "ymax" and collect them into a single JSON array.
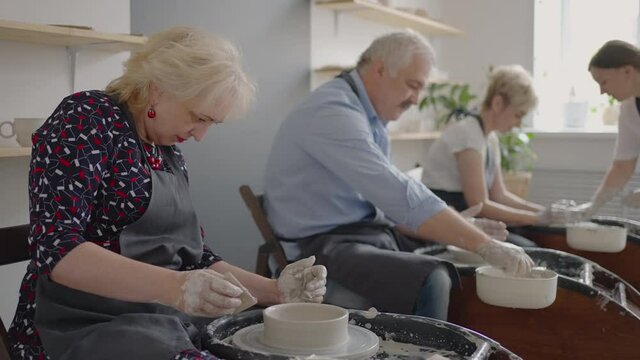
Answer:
[
  {"xmin": 438, "ymin": 0, "xmax": 534, "ymax": 95},
  {"xmin": 131, "ymin": 0, "xmax": 311, "ymax": 271},
  {"xmin": 0, "ymin": 0, "xmax": 131, "ymax": 329}
]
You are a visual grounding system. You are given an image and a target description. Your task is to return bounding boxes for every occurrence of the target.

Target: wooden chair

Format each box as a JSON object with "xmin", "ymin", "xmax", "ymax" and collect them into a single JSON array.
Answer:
[
  {"xmin": 238, "ymin": 185, "xmax": 373, "ymax": 309},
  {"xmin": 238, "ymin": 185, "xmax": 289, "ymax": 277},
  {"xmin": 0, "ymin": 223, "xmax": 30, "ymax": 360}
]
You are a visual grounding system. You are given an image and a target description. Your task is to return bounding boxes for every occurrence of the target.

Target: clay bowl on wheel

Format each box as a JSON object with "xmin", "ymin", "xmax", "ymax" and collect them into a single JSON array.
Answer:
[
  {"xmin": 229, "ymin": 303, "xmax": 379, "ymax": 359},
  {"xmin": 261, "ymin": 303, "xmax": 349, "ymax": 350},
  {"xmin": 476, "ymin": 266, "xmax": 558, "ymax": 309}
]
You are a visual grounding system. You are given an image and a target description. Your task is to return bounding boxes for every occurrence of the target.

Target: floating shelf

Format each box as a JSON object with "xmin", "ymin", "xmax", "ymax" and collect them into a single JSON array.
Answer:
[
  {"xmin": 313, "ymin": 65, "xmax": 353, "ymax": 75},
  {"xmin": 316, "ymin": 0, "xmax": 462, "ymax": 36},
  {"xmin": 389, "ymin": 131, "xmax": 440, "ymax": 141},
  {"xmin": 0, "ymin": 19, "xmax": 146, "ymax": 51},
  {"xmin": 0, "ymin": 147, "xmax": 31, "ymax": 158},
  {"xmin": 312, "ymin": 65, "xmax": 451, "ymax": 85}
]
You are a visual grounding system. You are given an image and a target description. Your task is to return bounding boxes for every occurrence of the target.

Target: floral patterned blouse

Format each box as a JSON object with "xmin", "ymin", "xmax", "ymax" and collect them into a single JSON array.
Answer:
[{"xmin": 8, "ymin": 91, "xmax": 222, "ymax": 360}]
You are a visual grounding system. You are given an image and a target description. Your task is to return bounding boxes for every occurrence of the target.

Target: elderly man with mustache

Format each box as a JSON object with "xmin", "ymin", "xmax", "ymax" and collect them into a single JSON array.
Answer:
[{"xmin": 262, "ymin": 31, "xmax": 533, "ymax": 320}]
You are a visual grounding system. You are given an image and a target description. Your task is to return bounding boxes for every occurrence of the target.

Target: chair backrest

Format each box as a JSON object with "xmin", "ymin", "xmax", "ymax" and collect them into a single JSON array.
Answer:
[
  {"xmin": 0, "ymin": 223, "xmax": 30, "ymax": 360},
  {"xmin": 238, "ymin": 185, "xmax": 289, "ymax": 277}
]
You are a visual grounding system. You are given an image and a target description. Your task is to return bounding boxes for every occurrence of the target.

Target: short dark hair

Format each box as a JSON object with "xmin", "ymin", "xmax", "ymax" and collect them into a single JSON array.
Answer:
[{"xmin": 588, "ymin": 40, "xmax": 640, "ymax": 71}]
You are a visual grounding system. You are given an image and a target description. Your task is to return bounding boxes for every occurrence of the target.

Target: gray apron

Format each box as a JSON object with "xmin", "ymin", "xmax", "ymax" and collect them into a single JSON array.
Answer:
[
  {"xmin": 34, "ymin": 137, "xmax": 211, "ymax": 360},
  {"xmin": 293, "ymin": 219, "xmax": 460, "ymax": 315}
]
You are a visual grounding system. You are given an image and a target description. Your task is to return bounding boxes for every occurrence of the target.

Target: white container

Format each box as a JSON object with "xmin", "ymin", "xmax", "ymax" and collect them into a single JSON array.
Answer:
[
  {"xmin": 564, "ymin": 101, "xmax": 588, "ymax": 128},
  {"xmin": 262, "ymin": 303, "xmax": 349, "ymax": 351},
  {"xmin": 1, "ymin": 118, "xmax": 46, "ymax": 147},
  {"xmin": 566, "ymin": 222, "xmax": 627, "ymax": 253},
  {"xmin": 476, "ymin": 266, "xmax": 557, "ymax": 309}
]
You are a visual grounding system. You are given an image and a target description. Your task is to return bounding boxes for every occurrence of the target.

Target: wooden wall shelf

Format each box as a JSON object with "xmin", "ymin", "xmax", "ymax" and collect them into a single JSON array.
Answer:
[
  {"xmin": 316, "ymin": 0, "xmax": 462, "ymax": 36},
  {"xmin": 0, "ymin": 147, "xmax": 31, "ymax": 158},
  {"xmin": 0, "ymin": 19, "xmax": 146, "ymax": 51}
]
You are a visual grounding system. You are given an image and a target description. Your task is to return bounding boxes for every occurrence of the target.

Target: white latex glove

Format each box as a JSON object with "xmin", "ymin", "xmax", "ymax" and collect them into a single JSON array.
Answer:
[
  {"xmin": 171, "ymin": 269, "xmax": 243, "ymax": 317},
  {"xmin": 476, "ymin": 240, "xmax": 534, "ymax": 276},
  {"xmin": 549, "ymin": 199, "xmax": 591, "ymax": 224},
  {"xmin": 460, "ymin": 204, "xmax": 508, "ymax": 242},
  {"xmin": 535, "ymin": 207, "xmax": 552, "ymax": 226},
  {"xmin": 622, "ymin": 188, "xmax": 640, "ymax": 208},
  {"xmin": 277, "ymin": 256, "xmax": 327, "ymax": 303},
  {"xmin": 534, "ymin": 207, "xmax": 560, "ymax": 226},
  {"xmin": 552, "ymin": 187, "xmax": 621, "ymax": 225}
]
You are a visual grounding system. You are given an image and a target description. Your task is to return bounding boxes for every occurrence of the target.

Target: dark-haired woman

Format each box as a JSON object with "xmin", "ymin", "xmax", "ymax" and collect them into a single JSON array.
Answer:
[{"xmin": 558, "ymin": 40, "xmax": 640, "ymax": 221}]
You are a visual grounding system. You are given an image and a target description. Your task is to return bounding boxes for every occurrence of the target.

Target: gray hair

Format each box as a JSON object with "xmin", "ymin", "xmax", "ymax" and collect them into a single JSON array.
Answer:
[
  {"xmin": 356, "ymin": 30, "xmax": 435, "ymax": 76},
  {"xmin": 106, "ymin": 26, "xmax": 255, "ymax": 118}
]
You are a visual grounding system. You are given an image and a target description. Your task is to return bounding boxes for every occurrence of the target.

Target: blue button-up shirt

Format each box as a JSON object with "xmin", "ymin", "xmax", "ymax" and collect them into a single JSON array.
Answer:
[{"xmin": 264, "ymin": 70, "xmax": 446, "ymax": 239}]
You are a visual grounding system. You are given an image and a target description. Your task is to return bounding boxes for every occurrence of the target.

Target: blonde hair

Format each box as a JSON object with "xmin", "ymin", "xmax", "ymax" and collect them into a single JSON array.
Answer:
[
  {"xmin": 482, "ymin": 64, "xmax": 538, "ymax": 113},
  {"xmin": 356, "ymin": 30, "xmax": 435, "ymax": 76},
  {"xmin": 106, "ymin": 26, "xmax": 255, "ymax": 118}
]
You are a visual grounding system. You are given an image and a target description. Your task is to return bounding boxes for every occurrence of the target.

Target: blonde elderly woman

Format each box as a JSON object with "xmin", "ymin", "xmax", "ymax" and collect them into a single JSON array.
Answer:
[
  {"xmin": 8, "ymin": 27, "xmax": 326, "ymax": 360},
  {"xmin": 422, "ymin": 65, "xmax": 548, "ymax": 247}
]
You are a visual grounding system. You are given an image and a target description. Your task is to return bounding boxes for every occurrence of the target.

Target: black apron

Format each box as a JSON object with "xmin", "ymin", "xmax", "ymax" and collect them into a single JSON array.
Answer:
[
  {"xmin": 292, "ymin": 219, "xmax": 459, "ymax": 315},
  {"xmin": 287, "ymin": 72, "xmax": 459, "ymax": 314},
  {"xmin": 34, "ymin": 124, "xmax": 210, "ymax": 359}
]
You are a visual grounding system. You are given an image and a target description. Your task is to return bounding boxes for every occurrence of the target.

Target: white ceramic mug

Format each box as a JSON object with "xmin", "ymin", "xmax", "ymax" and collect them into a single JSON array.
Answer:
[
  {"xmin": 1, "ymin": 118, "xmax": 46, "ymax": 147},
  {"xmin": 0, "ymin": 120, "xmax": 20, "ymax": 148}
]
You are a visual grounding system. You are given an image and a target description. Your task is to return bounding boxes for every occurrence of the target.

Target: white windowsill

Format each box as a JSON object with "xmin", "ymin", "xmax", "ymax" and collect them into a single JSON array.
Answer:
[{"xmin": 523, "ymin": 125, "xmax": 617, "ymax": 140}]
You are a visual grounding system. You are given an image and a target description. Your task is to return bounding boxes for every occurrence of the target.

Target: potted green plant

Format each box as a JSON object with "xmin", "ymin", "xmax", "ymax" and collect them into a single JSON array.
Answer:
[
  {"xmin": 418, "ymin": 82, "xmax": 478, "ymax": 130},
  {"xmin": 498, "ymin": 130, "xmax": 537, "ymax": 198}
]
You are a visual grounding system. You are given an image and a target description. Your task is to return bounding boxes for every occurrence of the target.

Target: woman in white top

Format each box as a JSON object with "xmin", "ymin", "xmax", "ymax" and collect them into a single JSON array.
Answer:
[
  {"xmin": 560, "ymin": 40, "xmax": 640, "ymax": 221},
  {"xmin": 422, "ymin": 65, "xmax": 549, "ymax": 246}
]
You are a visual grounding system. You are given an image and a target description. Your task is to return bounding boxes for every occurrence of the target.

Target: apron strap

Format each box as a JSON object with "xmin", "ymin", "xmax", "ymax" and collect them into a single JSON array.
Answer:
[{"xmin": 336, "ymin": 71, "xmax": 359, "ymax": 97}]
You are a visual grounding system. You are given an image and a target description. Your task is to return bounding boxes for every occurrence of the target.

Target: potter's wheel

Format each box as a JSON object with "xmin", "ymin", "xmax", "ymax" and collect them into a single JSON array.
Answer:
[{"xmin": 232, "ymin": 323, "xmax": 379, "ymax": 359}]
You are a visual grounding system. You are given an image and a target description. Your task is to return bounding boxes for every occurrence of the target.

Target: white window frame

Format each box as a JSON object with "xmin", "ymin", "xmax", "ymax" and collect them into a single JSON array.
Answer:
[{"xmin": 532, "ymin": 0, "xmax": 640, "ymax": 132}]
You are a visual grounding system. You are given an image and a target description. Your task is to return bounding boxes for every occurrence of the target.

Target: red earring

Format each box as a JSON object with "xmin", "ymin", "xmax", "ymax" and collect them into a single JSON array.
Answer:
[{"xmin": 147, "ymin": 105, "xmax": 156, "ymax": 119}]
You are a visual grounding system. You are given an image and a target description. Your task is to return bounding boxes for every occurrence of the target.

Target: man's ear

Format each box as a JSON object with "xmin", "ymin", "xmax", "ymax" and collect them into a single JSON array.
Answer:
[{"xmin": 371, "ymin": 59, "xmax": 385, "ymax": 78}]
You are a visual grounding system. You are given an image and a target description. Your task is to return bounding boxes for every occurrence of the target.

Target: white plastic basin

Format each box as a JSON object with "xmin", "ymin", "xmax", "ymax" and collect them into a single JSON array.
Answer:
[
  {"xmin": 566, "ymin": 222, "xmax": 626, "ymax": 253},
  {"xmin": 261, "ymin": 303, "xmax": 349, "ymax": 351},
  {"xmin": 476, "ymin": 266, "xmax": 558, "ymax": 309}
]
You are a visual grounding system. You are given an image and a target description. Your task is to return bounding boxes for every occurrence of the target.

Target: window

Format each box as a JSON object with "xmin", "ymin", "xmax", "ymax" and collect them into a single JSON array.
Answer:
[{"xmin": 533, "ymin": 0, "xmax": 639, "ymax": 131}]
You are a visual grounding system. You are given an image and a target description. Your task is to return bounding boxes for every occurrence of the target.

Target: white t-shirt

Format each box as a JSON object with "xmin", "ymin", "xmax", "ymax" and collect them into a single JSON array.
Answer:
[
  {"xmin": 422, "ymin": 117, "xmax": 499, "ymax": 192},
  {"xmin": 614, "ymin": 97, "xmax": 640, "ymax": 160}
]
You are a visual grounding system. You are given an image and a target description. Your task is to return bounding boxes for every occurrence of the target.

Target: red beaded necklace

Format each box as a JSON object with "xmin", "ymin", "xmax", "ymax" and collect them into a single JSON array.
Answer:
[{"xmin": 142, "ymin": 142, "xmax": 163, "ymax": 170}]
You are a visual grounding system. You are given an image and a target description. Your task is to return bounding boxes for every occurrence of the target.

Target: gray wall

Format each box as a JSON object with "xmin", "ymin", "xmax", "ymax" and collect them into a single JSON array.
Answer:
[{"xmin": 131, "ymin": 0, "xmax": 311, "ymax": 270}]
